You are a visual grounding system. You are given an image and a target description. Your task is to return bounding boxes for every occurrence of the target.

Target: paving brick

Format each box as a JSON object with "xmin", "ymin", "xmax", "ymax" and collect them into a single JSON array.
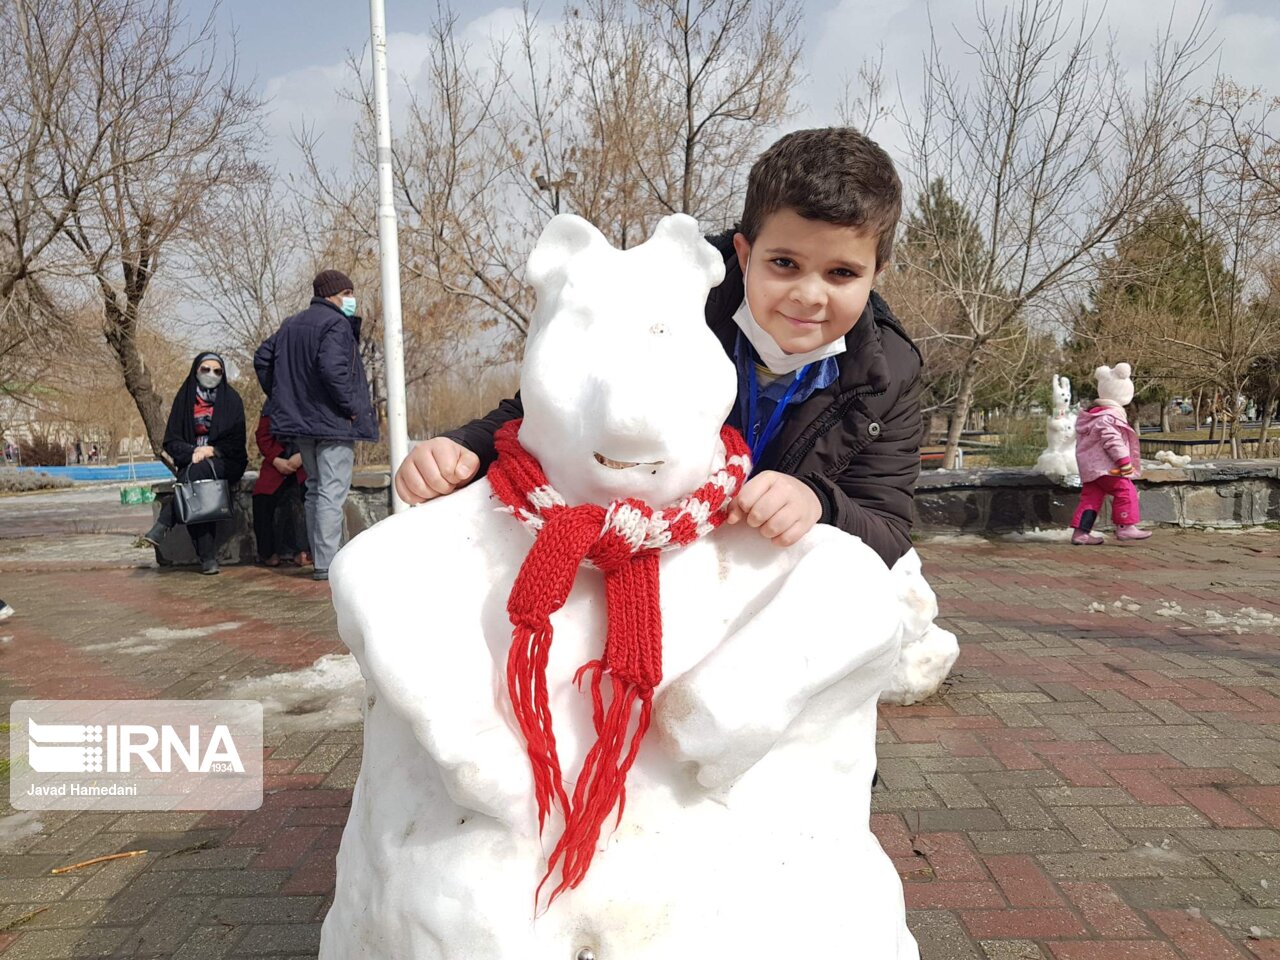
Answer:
[
  {"xmin": 1146, "ymin": 909, "xmax": 1252, "ymax": 960},
  {"xmin": 985, "ymin": 855, "xmax": 1063, "ymax": 907},
  {"xmin": 969, "ymin": 831, "xmax": 1079, "ymax": 855},
  {"xmin": 1053, "ymin": 806, "xmax": 1131, "ymax": 850},
  {"xmin": 1060, "ymin": 881, "xmax": 1152, "ymax": 938},
  {"xmin": 915, "ymin": 832, "xmax": 990, "ymax": 882},
  {"xmin": 904, "ymin": 881, "xmax": 1007, "ymax": 909},
  {"xmin": 960, "ymin": 908, "xmax": 1089, "ymax": 939},
  {"xmin": 1045, "ymin": 942, "xmax": 1181, "ymax": 959},
  {"xmin": 981, "ymin": 940, "xmax": 1047, "ymax": 959}
]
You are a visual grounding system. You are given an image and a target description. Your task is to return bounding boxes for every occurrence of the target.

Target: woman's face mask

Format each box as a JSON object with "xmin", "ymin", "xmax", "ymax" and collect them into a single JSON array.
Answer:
[{"xmin": 197, "ymin": 364, "xmax": 223, "ymax": 390}]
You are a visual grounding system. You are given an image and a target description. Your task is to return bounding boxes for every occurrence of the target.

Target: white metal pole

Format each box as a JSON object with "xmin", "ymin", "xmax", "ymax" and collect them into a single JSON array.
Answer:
[{"xmin": 369, "ymin": 0, "xmax": 410, "ymax": 512}]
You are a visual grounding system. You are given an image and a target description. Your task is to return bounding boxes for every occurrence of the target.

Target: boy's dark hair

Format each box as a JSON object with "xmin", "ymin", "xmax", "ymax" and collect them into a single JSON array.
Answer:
[{"xmin": 739, "ymin": 128, "xmax": 902, "ymax": 268}]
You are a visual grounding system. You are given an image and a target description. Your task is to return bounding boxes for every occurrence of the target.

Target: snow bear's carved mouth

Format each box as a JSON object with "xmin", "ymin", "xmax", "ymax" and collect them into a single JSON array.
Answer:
[{"xmin": 593, "ymin": 452, "xmax": 665, "ymax": 470}]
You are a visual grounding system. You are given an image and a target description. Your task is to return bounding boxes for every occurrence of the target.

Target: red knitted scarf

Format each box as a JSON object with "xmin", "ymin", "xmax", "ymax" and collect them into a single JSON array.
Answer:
[{"xmin": 488, "ymin": 419, "xmax": 751, "ymax": 906}]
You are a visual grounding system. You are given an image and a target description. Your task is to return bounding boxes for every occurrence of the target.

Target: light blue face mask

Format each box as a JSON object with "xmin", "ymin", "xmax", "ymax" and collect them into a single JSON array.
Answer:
[{"xmin": 341, "ymin": 296, "xmax": 357, "ymax": 317}]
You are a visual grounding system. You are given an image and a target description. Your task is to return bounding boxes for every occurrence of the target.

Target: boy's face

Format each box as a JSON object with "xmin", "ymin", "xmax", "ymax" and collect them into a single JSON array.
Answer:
[{"xmin": 733, "ymin": 208, "xmax": 882, "ymax": 355}]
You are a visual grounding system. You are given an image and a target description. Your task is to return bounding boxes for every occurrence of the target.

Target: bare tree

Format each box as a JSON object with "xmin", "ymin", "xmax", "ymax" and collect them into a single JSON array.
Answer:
[
  {"xmin": 47, "ymin": 0, "xmax": 264, "ymax": 466},
  {"xmin": 901, "ymin": 0, "xmax": 1208, "ymax": 467},
  {"xmin": 1138, "ymin": 81, "xmax": 1280, "ymax": 456},
  {"xmin": 562, "ymin": 0, "xmax": 801, "ymax": 227}
]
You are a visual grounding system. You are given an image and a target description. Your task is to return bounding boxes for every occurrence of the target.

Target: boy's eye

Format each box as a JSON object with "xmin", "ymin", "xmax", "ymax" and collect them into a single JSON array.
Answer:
[
  {"xmin": 769, "ymin": 257, "xmax": 796, "ymax": 269},
  {"xmin": 831, "ymin": 268, "xmax": 858, "ymax": 279}
]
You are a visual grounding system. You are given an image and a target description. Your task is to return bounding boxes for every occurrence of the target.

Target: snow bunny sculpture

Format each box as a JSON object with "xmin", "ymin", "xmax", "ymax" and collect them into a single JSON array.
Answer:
[
  {"xmin": 1034, "ymin": 373, "xmax": 1079, "ymax": 482},
  {"xmin": 320, "ymin": 214, "xmax": 919, "ymax": 959}
]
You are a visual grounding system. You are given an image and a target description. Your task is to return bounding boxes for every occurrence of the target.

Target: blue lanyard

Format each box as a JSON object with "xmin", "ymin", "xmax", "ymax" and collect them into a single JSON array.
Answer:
[{"xmin": 740, "ymin": 359, "xmax": 813, "ymax": 469}]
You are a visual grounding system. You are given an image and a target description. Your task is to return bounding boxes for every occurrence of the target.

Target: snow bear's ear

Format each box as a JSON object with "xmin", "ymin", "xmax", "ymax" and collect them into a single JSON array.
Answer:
[
  {"xmin": 526, "ymin": 214, "xmax": 607, "ymax": 306},
  {"xmin": 648, "ymin": 214, "xmax": 725, "ymax": 288}
]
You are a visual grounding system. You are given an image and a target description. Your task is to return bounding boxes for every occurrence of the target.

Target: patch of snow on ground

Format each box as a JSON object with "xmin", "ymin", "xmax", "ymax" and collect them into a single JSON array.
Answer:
[
  {"xmin": 0, "ymin": 812, "xmax": 43, "ymax": 851},
  {"xmin": 224, "ymin": 653, "xmax": 365, "ymax": 734},
  {"xmin": 915, "ymin": 533, "xmax": 993, "ymax": 545},
  {"xmin": 1156, "ymin": 602, "xmax": 1184, "ymax": 617},
  {"xmin": 1001, "ymin": 528, "xmax": 1074, "ymax": 542},
  {"xmin": 1203, "ymin": 607, "xmax": 1280, "ymax": 631},
  {"xmin": 83, "ymin": 621, "xmax": 242, "ymax": 654}
]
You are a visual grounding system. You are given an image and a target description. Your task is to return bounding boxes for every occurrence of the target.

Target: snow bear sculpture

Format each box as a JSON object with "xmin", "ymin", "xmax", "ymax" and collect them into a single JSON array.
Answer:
[
  {"xmin": 1034, "ymin": 373, "xmax": 1079, "ymax": 482},
  {"xmin": 320, "ymin": 214, "xmax": 920, "ymax": 959}
]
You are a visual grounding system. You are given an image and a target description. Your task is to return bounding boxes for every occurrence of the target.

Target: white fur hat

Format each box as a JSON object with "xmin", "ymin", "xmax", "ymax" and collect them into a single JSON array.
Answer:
[{"xmin": 1095, "ymin": 362, "xmax": 1134, "ymax": 406}]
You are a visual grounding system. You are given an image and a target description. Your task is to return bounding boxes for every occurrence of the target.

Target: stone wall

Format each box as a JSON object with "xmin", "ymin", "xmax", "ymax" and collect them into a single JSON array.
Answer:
[
  {"xmin": 148, "ymin": 471, "xmax": 392, "ymax": 566},
  {"xmin": 913, "ymin": 460, "xmax": 1280, "ymax": 535},
  {"xmin": 150, "ymin": 461, "xmax": 1280, "ymax": 565}
]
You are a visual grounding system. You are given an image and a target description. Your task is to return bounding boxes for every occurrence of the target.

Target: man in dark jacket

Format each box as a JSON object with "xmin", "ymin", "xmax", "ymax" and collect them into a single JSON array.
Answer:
[
  {"xmin": 392, "ymin": 129, "xmax": 923, "ymax": 569},
  {"xmin": 254, "ymin": 269, "xmax": 379, "ymax": 581}
]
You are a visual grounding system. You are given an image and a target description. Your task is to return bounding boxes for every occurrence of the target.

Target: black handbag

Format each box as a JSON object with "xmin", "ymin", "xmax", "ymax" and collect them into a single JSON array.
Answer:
[{"xmin": 173, "ymin": 460, "xmax": 234, "ymax": 525}]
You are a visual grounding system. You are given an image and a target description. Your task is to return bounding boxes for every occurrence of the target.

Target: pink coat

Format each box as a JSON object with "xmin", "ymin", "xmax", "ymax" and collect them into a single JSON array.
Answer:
[{"xmin": 1075, "ymin": 405, "xmax": 1141, "ymax": 483}]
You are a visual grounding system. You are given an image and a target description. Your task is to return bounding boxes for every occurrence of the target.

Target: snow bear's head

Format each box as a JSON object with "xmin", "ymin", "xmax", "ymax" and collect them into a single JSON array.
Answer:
[
  {"xmin": 517, "ymin": 214, "xmax": 735, "ymax": 506},
  {"xmin": 1095, "ymin": 362, "xmax": 1134, "ymax": 407}
]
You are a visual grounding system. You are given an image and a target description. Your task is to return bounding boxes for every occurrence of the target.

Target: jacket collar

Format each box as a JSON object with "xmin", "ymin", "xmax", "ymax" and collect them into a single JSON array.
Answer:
[{"xmin": 310, "ymin": 296, "xmax": 363, "ymax": 338}]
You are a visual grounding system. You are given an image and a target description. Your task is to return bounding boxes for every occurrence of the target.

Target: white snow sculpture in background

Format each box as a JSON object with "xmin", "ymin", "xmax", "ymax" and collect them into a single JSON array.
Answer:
[
  {"xmin": 1034, "ymin": 373, "xmax": 1080, "ymax": 483},
  {"xmin": 319, "ymin": 213, "xmax": 922, "ymax": 960}
]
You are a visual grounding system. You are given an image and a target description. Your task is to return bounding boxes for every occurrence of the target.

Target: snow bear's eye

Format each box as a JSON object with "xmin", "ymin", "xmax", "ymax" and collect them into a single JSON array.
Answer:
[{"xmin": 650, "ymin": 323, "xmax": 667, "ymax": 335}]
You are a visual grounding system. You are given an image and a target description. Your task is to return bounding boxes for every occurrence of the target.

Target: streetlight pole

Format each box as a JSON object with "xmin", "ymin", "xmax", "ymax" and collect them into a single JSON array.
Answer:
[{"xmin": 369, "ymin": 0, "xmax": 409, "ymax": 512}]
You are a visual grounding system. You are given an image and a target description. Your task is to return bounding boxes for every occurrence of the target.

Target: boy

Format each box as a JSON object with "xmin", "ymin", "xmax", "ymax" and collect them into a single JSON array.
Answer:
[{"xmin": 395, "ymin": 127, "xmax": 923, "ymax": 567}]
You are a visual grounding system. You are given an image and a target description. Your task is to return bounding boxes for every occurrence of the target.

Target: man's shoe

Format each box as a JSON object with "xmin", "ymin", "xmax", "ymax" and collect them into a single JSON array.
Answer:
[
  {"xmin": 200, "ymin": 559, "xmax": 220, "ymax": 575},
  {"xmin": 1072, "ymin": 530, "xmax": 1104, "ymax": 545},
  {"xmin": 1115, "ymin": 525, "xmax": 1152, "ymax": 541},
  {"xmin": 312, "ymin": 568, "xmax": 329, "ymax": 582},
  {"xmin": 0, "ymin": 600, "xmax": 14, "ymax": 620}
]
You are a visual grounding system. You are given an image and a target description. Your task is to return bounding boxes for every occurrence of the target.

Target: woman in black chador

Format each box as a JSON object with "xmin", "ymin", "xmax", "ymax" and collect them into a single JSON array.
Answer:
[{"xmin": 138, "ymin": 352, "xmax": 248, "ymax": 574}]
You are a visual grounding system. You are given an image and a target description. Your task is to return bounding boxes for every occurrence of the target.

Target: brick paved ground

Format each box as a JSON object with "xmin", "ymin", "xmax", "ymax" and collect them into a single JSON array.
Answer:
[{"xmin": 2, "ymin": 488, "xmax": 1279, "ymax": 958}]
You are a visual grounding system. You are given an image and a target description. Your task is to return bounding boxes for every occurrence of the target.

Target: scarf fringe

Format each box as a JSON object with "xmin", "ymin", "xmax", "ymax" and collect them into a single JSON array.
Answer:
[{"xmin": 536, "ymin": 662, "xmax": 651, "ymax": 907}]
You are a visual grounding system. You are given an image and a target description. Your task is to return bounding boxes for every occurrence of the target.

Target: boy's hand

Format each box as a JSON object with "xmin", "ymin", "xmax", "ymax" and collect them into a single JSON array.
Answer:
[
  {"xmin": 394, "ymin": 437, "xmax": 480, "ymax": 505},
  {"xmin": 726, "ymin": 470, "xmax": 822, "ymax": 547}
]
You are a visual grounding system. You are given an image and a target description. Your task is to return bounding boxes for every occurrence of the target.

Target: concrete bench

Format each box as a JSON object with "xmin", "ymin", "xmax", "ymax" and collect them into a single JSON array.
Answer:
[{"xmin": 147, "ymin": 470, "xmax": 392, "ymax": 566}]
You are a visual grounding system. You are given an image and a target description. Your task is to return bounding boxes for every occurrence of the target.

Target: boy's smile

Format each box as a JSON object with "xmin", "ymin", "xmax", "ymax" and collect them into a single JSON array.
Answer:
[{"xmin": 733, "ymin": 208, "xmax": 881, "ymax": 356}]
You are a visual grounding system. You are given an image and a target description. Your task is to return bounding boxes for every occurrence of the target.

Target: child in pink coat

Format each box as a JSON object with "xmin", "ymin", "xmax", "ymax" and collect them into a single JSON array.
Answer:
[{"xmin": 1071, "ymin": 363, "xmax": 1153, "ymax": 545}]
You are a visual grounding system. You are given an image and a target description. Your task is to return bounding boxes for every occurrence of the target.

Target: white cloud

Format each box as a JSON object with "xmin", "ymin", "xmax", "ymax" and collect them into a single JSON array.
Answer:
[
  {"xmin": 791, "ymin": 0, "xmax": 1280, "ymax": 167},
  {"xmin": 259, "ymin": 7, "xmax": 551, "ymax": 177}
]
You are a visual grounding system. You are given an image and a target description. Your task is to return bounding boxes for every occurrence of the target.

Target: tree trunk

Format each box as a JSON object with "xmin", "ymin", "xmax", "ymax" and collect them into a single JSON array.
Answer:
[
  {"xmin": 1160, "ymin": 402, "xmax": 1171, "ymax": 433},
  {"xmin": 101, "ymin": 293, "xmax": 172, "ymax": 472},
  {"xmin": 943, "ymin": 355, "xmax": 980, "ymax": 470}
]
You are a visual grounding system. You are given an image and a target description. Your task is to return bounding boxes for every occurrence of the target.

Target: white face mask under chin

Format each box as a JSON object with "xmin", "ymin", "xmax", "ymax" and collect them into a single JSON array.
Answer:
[{"xmin": 731, "ymin": 257, "xmax": 847, "ymax": 376}]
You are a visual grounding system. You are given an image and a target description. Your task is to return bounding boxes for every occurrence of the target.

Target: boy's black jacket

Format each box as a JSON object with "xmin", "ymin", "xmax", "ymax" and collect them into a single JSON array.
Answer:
[{"xmin": 444, "ymin": 231, "xmax": 924, "ymax": 567}]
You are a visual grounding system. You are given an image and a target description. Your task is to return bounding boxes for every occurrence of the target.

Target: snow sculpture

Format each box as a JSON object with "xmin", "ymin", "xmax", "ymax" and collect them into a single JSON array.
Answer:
[
  {"xmin": 320, "ymin": 214, "xmax": 920, "ymax": 959},
  {"xmin": 1154, "ymin": 450, "xmax": 1191, "ymax": 468},
  {"xmin": 1034, "ymin": 373, "xmax": 1080, "ymax": 482},
  {"xmin": 883, "ymin": 549, "xmax": 960, "ymax": 706}
]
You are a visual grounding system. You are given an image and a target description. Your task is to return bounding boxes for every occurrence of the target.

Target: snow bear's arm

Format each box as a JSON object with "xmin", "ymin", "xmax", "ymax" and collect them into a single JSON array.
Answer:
[
  {"xmin": 655, "ymin": 533, "xmax": 902, "ymax": 791},
  {"xmin": 330, "ymin": 517, "xmax": 533, "ymax": 826}
]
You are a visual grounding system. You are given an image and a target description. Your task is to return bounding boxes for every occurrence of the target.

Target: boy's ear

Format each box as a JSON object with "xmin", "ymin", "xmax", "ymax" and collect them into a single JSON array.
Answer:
[{"xmin": 732, "ymin": 232, "xmax": 751, "ymax": 277}]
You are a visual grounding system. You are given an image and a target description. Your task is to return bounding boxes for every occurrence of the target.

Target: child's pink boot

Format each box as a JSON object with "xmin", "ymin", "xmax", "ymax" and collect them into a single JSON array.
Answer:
[
  {"xmin": 1072, "ymin": 509, "xmax": 1104, "ymax": 545},
  {"xmin": 1115, "ymin": 525, "xmax": 1151, "ymax": 541}
]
